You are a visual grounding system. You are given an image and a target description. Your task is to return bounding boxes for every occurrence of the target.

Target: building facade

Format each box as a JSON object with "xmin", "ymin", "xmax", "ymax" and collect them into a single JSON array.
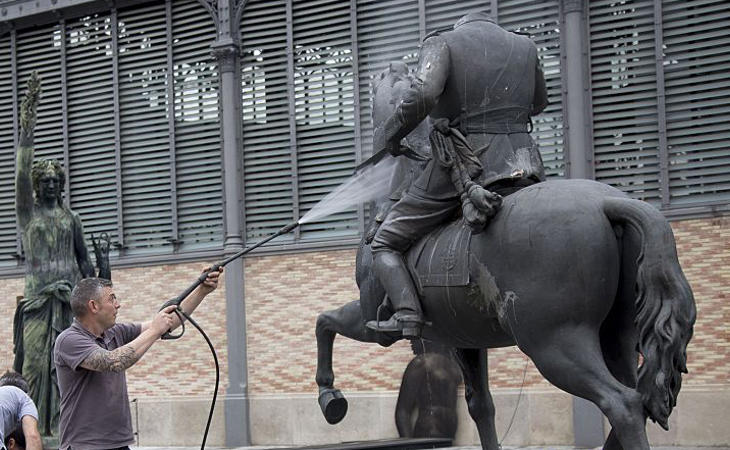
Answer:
[{"xmin": 0, "ymin": 0, "xmax": 728, "ymax": 446}]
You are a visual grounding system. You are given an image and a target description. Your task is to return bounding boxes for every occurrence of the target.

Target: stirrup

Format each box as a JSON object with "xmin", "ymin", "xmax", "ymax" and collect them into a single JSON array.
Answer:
[{"xmin": 366, "ymin": 312, "xmax": 424, "ymax": 338}]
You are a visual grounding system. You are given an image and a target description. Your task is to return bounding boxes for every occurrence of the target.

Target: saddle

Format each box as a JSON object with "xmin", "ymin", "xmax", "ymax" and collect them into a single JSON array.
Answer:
[
  {"xmin": 403, "ymin": 218, "xmax": 501, "ymax": 319},
  {"xmin": 406, "ymin": 219, "xmax": 472, "ymax": 288}
]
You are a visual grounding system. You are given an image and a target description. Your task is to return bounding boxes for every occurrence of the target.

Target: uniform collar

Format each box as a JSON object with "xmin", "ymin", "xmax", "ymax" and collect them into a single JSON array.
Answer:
[{"xmin": 454, "ymin": 11, "xmax": 495, "ymax": 28}]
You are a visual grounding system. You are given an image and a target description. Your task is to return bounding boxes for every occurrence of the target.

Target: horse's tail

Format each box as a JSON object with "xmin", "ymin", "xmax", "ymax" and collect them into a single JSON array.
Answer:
[{"xmin": 603, "ymin": 197, "xmax": 696, "ymax": 429}]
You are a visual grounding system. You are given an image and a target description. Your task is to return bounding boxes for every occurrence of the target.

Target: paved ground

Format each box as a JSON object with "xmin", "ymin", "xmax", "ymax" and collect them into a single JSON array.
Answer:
[{"xmin": 135, "ymin": 446, "xmax": 729, "ymax": 450}]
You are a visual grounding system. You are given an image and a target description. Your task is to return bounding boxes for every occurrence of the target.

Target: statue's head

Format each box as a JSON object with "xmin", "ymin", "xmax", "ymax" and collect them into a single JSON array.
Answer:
[{"xmin": 31, "ymin": 158, "xmax": 65, "ymax": 206}]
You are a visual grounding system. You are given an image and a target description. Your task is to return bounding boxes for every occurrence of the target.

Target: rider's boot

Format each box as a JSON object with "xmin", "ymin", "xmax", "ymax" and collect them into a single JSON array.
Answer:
[{"xmin": 366, "ymin": 250, "xmax": 424, "ymax": 338}]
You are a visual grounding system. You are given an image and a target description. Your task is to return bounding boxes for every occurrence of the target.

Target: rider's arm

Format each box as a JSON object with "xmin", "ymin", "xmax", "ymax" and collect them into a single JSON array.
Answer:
[
  {"xmin": 531, "ymin": 46, "xmax": 549, "ymax": 116},
  {"xmin": 379, "ymin": 36, "xmax": 451, "ymax": 145}
]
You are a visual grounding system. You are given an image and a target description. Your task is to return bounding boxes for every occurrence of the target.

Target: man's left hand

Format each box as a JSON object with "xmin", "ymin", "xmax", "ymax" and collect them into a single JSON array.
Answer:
[{"xmin": 200, "ymin": 266, "xmax": 223, "ymax": 295}]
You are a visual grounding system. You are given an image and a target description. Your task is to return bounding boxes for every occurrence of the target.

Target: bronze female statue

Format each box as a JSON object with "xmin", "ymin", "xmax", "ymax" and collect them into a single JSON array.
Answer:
[{"xmin": 13, "ymin": 73, "xmax": 110, "ymax": 437}]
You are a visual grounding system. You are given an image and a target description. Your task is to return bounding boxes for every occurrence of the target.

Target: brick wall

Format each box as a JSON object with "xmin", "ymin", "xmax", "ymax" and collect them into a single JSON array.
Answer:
[
  {"xmin": 0, "ymin": 262, "xmax": 229, "ymax": 398},
  {"xmin": 0, "ymin": 215, "xmax": 727, "ymax": 400},
  {"xmin": 244, "ymin": 215, "xmax": 730, "ymax": 393}
]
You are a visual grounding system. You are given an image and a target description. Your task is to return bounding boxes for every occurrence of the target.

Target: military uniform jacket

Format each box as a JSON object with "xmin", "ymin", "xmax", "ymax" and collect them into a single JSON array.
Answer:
[{"xmin": 376, "ymin": 11, "xmax": 549, "ymax": 193}]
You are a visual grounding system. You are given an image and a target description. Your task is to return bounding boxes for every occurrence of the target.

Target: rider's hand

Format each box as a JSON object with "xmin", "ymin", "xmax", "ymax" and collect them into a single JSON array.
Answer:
[
  {"xmin": 198, "ymin": 266, "xmax": 223, "ymax": 295},
  {"xmin": 151, "ymin": 305, "xmax": 177, "ymax": 336},
  {"xmin": 373, "ymin": 125, "xmax": 404, "ymax": 157}
]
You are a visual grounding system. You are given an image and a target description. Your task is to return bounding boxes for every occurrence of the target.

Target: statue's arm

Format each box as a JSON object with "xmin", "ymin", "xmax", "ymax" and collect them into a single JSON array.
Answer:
[
  {"xmin": 72, "ymin": 213, "xmax": 96, "ymax": 278},
  {"xmin": 15, "ymin": 140, "xmax": 33, "ymax": 229},
  {"xmin": 531, "ymin": 51, "xmax": 549, "ymax": 116},
  {"xmin": 15, "ymin": 73, "xmax": 41, "ymax": 230},
  {"xmin": 377, "ymin": 37, "xmax": 450, "ymax": 147}
]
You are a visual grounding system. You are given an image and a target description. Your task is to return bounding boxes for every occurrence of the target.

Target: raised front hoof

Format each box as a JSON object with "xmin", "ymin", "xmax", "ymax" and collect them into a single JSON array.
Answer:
[{"xmin": 319, "ymin": 388, "xmax": 348, "ymax": 424}]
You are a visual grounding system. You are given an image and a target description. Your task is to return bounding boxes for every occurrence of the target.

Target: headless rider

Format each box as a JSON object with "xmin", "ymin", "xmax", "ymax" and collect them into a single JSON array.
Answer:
[{"xmin": 366, "ymin": 11, "xmax": 549, "ymax": 339}]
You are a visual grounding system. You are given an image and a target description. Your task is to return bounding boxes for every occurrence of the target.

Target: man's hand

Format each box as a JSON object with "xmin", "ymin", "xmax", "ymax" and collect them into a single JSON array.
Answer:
[
  {"xmin": 150, "ymin": 305, "xmax": 178, "ymax": 337},
  {"xmin": 198, "ymin": 266, "xmax": 223, "ymax": 296}
]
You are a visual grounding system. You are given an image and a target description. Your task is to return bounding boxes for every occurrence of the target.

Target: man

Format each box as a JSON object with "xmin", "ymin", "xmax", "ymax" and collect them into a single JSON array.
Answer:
[
  {"xmin": 367, "ymin": 11, "xmax": 548, "ymax": 338},
  {"xmin": 54, "ymin": 270, "xmax": 221, "ymax": 450},
  {"xmin": 0, "ymin": 372, "xmax": 42, "ymax": 450}
]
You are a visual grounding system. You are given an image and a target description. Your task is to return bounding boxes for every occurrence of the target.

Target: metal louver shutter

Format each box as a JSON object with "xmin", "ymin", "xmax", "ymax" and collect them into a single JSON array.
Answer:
[
  {"xmin": 171, "ymin": 0, "xmax": 223, "ymax": 250},
  {"xmin": 355, "ymin": 0, "xmax": 420, "ymax": 159},
  {"xmin": 590, "ymin": 0, "xmax": 660, "ymax": 203},
  {"xmin": 662, "ymin": 0, "xmax": 730, "ymax": 205},
  {"xmin": 425, "ymin": 0, "xmax": 491, "ymax": 33},
  {"xmin": 500, "ymin": 0, "xmax": 565, "ymax": 178},
  {"xmin": 118, "ymin": 2, "xmax": 173, "ymax": 253},
  {"xmin": 0, "ymin": 34, "xmax": 16, "ymax": 266},
  {"xmin": 16, "ymin": 24, "xmax": 64, "ymax": 162},
  {"xmin": 241, "ymin": 0, "xmax": 294, "ymax": 242},
  {"xmin": 293, "ymin": 0, "xmax": 358, "ymax": 240},
  {"xmin": 65, "ymin": 13, "xmax": 119, "ymax": 247}
]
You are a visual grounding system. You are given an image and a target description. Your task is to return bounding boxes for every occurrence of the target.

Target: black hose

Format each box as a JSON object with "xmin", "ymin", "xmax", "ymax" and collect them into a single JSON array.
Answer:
[
  {"xmin": 159, "ymin": 220, "xmax": 300, "ymax": 447},
  {"xmin": 174, "ymin": 308, "xmax": 219, "ymax": 450}
]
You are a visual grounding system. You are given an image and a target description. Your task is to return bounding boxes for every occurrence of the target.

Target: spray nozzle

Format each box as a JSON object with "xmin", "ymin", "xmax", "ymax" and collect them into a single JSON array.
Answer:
[{"xmin": 277, "ymin": 220, "xmax": 300, "ymax": 236}]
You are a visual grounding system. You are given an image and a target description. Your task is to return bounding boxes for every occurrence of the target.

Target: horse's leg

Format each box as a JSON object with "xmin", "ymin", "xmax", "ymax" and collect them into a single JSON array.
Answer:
[
  {"xmin": 454, "ymin": 348, "xmax": 499, "ymax": 450},
  {"xmin": 316, "ymin": 299, "xmax": 390, "ymax": 424},
  {"xmin": 514, "ymin": 325, "xmax": 649, "ymax": 450},
  {"xmin": 601, "ymin": 230, "xmax": 642, "ymax": 450},
  {"xmin": 601, "ymin": 315, "xmax": 641, "ymax": 450}
]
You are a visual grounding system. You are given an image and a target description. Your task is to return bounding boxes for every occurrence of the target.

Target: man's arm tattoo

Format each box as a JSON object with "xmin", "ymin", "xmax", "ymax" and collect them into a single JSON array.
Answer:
[{"xmin": 80, "ymin": 346, "xmax": 140, "ymax": 373}]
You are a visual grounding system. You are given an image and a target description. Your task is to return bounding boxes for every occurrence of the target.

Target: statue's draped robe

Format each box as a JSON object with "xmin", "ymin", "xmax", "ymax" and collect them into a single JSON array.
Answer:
[{"xmin": 13, "ymin": 207, "xmax": 82, "ymax": 435}]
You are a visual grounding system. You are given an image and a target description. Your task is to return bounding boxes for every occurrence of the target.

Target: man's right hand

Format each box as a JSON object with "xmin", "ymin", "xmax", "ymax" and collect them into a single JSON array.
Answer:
[{"xmin": 151, "ymin": 305, "xmax": 178, "ymax": 337}]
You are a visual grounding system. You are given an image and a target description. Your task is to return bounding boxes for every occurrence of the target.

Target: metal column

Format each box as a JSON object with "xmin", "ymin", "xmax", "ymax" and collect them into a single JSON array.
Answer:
[
  {"xmin": 561, "ymin": 0, "xmax": 593, "ymax": 179},
  {"xmin": 208, "ymin": 0, "xmax": 250, "ymax": 445},
  {"xmin": 561, "ymin": 0, "xmax": 604, "ymax": 446}
]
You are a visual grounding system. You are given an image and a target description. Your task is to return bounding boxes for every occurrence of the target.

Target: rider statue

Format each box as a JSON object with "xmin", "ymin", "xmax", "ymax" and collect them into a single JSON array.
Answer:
[
  {"xmin": 366, "ymin": 11, "xmax": 549, "ymax": 338},
  {"xmin": 13, "ymin": 72, "xmax": 111, "ymax": 437}
]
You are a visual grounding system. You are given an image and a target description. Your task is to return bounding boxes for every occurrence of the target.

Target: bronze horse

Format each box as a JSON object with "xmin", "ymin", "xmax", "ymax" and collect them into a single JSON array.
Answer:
[{"xmin": 314, "ymin": 67, "xmax": 696, "ymax": 450}]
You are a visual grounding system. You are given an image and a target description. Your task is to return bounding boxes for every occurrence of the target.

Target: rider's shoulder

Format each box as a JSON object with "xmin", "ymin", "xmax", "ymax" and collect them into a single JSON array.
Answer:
[
  {"xmin": 420, "ymin": 30, "xmax": 449, "ymax": 53},
  {"xmin": 423, "ymin": 26, "xmax": 451, "ymax": 42}
]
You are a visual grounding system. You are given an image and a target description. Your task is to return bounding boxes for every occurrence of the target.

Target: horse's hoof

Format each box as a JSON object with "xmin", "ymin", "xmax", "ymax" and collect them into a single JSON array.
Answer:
[{"xmin": 318, "ymin": 388, "xmax": 348, "ymax": 424}]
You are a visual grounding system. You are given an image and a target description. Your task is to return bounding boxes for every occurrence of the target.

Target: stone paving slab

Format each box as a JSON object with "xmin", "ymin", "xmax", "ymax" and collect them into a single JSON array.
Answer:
[{"xmin": 134, "ymin": 446, "xmax": 729, "ymax": 450}]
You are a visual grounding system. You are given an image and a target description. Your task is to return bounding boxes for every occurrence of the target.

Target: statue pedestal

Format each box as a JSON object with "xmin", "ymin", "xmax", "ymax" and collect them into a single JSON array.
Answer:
[{"xmin": 294, "ymin": 437, "xmax": 452, "ymax": 449}]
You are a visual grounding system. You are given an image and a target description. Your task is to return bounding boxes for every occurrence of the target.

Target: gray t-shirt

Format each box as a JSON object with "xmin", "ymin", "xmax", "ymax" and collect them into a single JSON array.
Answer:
[
  {"xmin": 54, "ymin": 319, "xmax": 141, "ymax": 450},
  {"xmin": 0, "ymin": 386, "xmax": 38, "ymax": 449}
]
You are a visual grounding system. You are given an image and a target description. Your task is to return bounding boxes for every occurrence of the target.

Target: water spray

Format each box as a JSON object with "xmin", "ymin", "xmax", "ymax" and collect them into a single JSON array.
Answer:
[
  {"xmin": 161, "ymin": 147, "xmax": 417, "ymax": 449},
  {"xmin": 158, "ymin": 218, "xmax": 300, "ymax": 338}
]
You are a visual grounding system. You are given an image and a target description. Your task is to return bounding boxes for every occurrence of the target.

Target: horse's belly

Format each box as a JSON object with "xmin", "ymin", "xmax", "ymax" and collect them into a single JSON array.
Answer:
[{"xmin": 421, "ymin": 285, "xmax": 515, "ymax": 348}]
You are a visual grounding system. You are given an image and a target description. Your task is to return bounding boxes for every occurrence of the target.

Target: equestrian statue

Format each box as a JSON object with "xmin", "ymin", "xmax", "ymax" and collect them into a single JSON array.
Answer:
[{"xmin": 314, "ymin": 12, "xmax": 696, "ymax": 450}]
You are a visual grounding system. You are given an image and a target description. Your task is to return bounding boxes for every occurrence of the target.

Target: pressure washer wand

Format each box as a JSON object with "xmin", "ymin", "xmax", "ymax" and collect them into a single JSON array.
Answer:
[{"xmin": 159, "ymin": 219, "xmax": 300, "ymax": 340}]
